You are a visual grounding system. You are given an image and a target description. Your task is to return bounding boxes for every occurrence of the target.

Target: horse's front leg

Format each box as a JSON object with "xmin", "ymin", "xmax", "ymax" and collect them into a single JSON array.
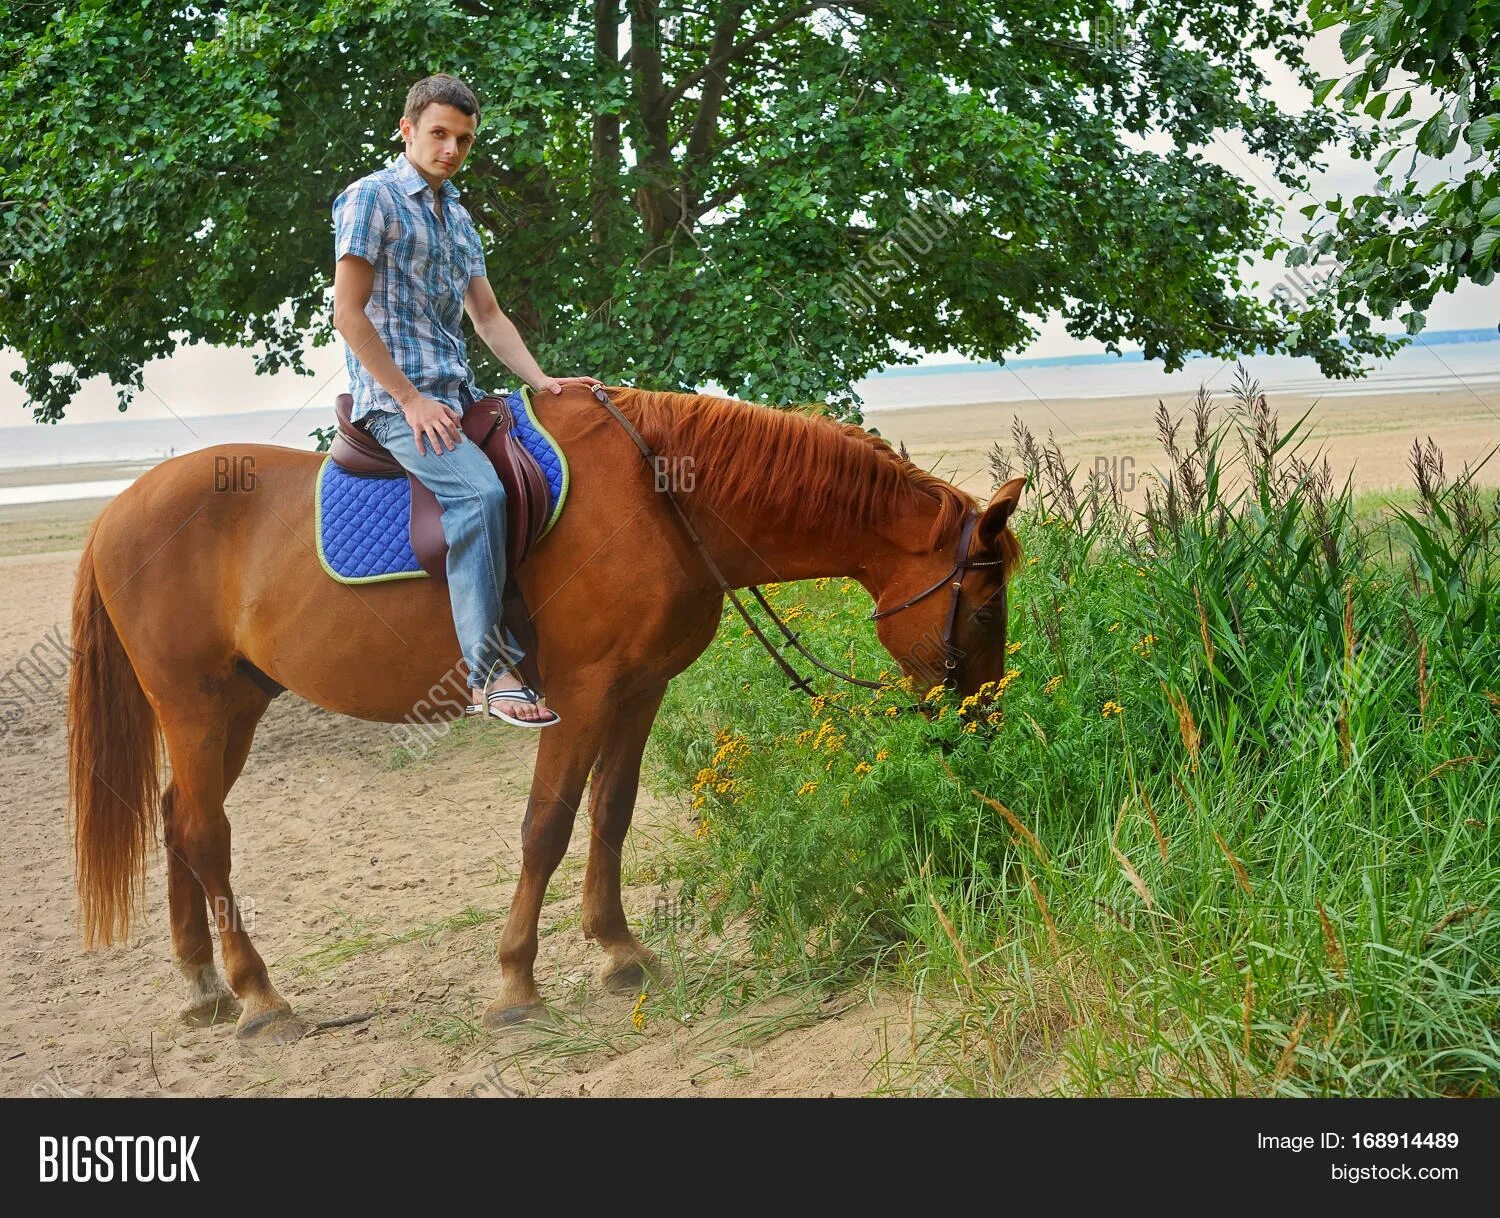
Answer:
[
  {"xmin": 484, "ymin": 688, "xmax": 609, "ymax": 1028},
  {"xmin": 580, "ymin": 682, "xmax": 669, "ymax": 992}
]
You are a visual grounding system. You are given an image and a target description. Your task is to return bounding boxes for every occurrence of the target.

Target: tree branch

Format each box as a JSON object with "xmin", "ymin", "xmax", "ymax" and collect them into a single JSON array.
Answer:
[
  {"xmin": 591, "ymin": 0, "xmax": 623, "ymax": 247},
  {"xmin": 682, "ymin": 0, "xmax": 749, "ymax": 212},
  {"xmin": 660, "ymin": 1, "xmax": 874, "ymax": 111}
]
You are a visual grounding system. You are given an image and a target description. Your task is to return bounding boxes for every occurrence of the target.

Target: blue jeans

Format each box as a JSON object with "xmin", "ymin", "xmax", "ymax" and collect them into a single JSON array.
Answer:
[{"xmin": 363, "ymin": 398, "xmax": 524, "ymax": 689}]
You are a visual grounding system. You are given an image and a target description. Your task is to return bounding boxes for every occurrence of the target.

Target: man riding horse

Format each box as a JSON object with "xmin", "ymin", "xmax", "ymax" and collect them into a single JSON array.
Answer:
[{"xmin": 331, "ymin": 73, "xmax": 601, "ymax": 727}]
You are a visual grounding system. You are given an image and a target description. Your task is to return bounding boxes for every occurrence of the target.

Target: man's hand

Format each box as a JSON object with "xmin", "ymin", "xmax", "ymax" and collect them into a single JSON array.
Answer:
[
  {"xmin": 402, "ymin": 394, "xmax": 465, "ymax": 457},
  {"xmin": 531, "ymin": 374, "xmax": 605, "ymax": 395}
]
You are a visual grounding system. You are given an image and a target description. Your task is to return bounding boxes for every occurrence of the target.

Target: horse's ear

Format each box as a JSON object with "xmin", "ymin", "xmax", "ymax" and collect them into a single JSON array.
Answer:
[{"xmin": 978, "ymin": 476, "xmax": 1027, "ymax": 551}]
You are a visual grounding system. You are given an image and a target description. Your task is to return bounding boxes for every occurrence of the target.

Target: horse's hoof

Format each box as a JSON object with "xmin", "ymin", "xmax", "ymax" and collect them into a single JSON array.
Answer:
[
  {"xmin": 600, "ymin": 957, "xmax": 662, "ymax": 993},
  {"xmin": 235, "ymin": 1007, "xmax": 311, "ymax": 1045},
  {"xmin": 180, "ymin": 992, "xmax": 241, "ymax": 1028},
  {"xmin": 482, "ymin": 1000, "xmax": 546, "ymax": 1030}
]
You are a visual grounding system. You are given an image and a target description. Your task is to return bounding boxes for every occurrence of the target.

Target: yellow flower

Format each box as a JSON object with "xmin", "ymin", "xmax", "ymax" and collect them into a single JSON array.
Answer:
[
  {"xmin": 1101, "ymin": 700, "xmax": 1125, "ymax": 718},
  {"xmin": 854, "ymin": 761, "xmax": 873, "ymax": 776},
  {"xmin": 1042, "ymin": 675, "xmax": 1063, "ymax": 695},
  {"xmin": 1107, "ymin": 622, "xmax": 1121, "ymax": 634},
  {"xmin": 694, "ymin": 817, "xmax": 710, "ymax": 840},
  {"xmin": 797, "ymin": 780, "xmax": 819, "ymax": 797},
  {"xmin": 985, "ymin": 711, "xmax": 1003, "ymax": 727},
  {"xmin": 923, "ymin": 685, "xmax": 946, "ymax": 703},
  {"xmin": 962, "ymin": 721, "xmax": 978, "ymax": 733},
  {"xmin": 884, "ymin": 706, "xmax": 900, "ymax": 717},
  {"xmin": 764, "ymin": 582, "xmax": 782, "ymax": 594},
  {"xmin": 874, "ymin": 748, "xmax": 890, "ymax": 761},
  {"xmin": 630, "ymin": 991, "xmax": 647, "ymax": 1032},
  {"xmin": 815, "ymin": 577, "xmax": 831, "ymax": 589},
  {"xmin": 796, "ymin": 729, "xmax": 815, "ymax": 745},
  {"xmin": 1006, "ymin": 640, "xmax": 1023, "ymax": 655}
]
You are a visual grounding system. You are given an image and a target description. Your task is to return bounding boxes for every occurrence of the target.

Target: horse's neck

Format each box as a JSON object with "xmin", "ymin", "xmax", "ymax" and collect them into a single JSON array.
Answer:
[{"xmin": 703, "ymin": 496, "xmax": 940, "ymax": 600}]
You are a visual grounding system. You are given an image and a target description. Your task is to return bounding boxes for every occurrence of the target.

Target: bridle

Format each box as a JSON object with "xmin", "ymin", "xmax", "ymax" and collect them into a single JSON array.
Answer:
[
  {"xmin": 870, "ymin": 505, "xmax": 1007, "ymax": 689},
  {"xmin": 589, "ymin": 385, "xmax": 1009, "ymax": 712}
]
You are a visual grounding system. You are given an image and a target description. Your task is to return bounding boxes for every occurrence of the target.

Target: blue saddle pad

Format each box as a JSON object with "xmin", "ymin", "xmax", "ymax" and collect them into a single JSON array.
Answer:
[{"xmin": 315, "ymin": 386, "xmax": 570, "ymax": 585}]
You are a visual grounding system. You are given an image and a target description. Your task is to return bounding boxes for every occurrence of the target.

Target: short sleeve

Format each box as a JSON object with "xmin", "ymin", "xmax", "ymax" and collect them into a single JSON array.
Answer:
[{"xmin": 333, "ymin": 180, "xmax": 390, "ymax": 265}]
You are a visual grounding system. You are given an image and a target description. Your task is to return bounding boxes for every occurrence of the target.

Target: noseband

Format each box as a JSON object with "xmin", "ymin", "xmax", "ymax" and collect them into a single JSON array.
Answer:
[{"xmin": 589, "ymin": 385, "xmax": 1008, "ymax": 709}]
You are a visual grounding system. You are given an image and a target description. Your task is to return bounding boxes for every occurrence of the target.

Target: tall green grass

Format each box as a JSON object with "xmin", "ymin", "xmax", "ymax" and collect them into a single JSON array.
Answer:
[{"xmin": 643, "ymin": 368, "xmax": 1499, "ymax": 1096}]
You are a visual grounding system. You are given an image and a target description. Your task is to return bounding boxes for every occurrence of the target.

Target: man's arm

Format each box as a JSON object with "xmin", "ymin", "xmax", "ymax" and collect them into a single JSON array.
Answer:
[
  {"xmin": 333, "ymin": 253, "xmax": 463, "ymax": 455},
  {"xmin": 464, "ymin": 274, "xmax": 605, "ymax": 396},
  {"xmin": 463, "ymin": 275, "xmax": 548, "ymax": 389},
  {"xmin": 332, "ymin": 254, "xmax": 424, "ymax": 410}
]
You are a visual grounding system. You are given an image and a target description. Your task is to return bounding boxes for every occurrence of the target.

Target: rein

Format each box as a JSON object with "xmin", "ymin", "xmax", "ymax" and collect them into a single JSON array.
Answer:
[{"xmin": 588, "ymin": 385, "xmax": 1005, "ymax": 715}]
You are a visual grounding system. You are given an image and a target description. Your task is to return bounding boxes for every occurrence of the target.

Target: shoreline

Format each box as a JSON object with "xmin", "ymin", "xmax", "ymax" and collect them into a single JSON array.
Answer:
[{"xmin": 1, "ymin": 384, "xmax": 1495, "ymax": 557}]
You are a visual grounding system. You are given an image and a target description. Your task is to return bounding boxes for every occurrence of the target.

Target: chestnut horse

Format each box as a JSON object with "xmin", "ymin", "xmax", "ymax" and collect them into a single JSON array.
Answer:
[{"xmin": 68, "ymin": 384, "xmax": 1025, "ymax": 1041}]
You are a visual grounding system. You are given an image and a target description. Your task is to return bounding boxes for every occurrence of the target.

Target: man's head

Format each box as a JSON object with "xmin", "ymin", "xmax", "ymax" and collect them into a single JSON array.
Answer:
[{"xmin": 398, "ymin": 74, "xmax": 480, "ymax": 185}]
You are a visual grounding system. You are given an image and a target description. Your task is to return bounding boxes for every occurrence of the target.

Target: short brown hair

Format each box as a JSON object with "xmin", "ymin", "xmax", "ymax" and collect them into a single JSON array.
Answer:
[{"xmin": 403, "ymin": 74, "xmax": 480, "ymax": 128}]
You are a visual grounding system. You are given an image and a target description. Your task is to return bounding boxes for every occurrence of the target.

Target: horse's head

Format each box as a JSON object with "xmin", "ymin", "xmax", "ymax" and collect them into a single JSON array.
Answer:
[{"xmin": 870, "ymin": 476, "xmax": 1026, "ymax": 705}]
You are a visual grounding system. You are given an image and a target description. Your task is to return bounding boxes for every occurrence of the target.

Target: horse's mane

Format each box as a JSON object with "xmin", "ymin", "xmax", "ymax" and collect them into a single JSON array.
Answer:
[{"xmin": 600, "ymin": 387, "xmax": 978, "ymax": 552}]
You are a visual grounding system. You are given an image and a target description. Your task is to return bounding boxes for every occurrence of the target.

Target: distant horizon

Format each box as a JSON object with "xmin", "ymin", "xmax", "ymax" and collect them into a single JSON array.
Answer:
[
  {"xmin": 3, "ymin": 325, "xmax": 1494, "ymax": 432},
  {"xmin": 879, "ymin": 326, "xmax": 1500, "ymax": 377}
]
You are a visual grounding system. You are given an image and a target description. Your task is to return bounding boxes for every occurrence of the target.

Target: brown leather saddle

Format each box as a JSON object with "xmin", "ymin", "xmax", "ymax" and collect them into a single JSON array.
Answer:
[
  {"xmin": 329, "ymin": 392, "xmax": 553, "ymax": 691},
  {"xmin": 330, "ymin": 392, "xmax": 553, "ymax": 575}
]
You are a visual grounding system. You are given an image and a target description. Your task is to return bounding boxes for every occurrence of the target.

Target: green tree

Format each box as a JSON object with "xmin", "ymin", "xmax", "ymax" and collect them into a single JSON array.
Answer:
[
  {"xmin": 3, "ymin": 1, "xmax": 1369, "ymax": 424},
  {"xmin": 1299, "ymin": 0, "xmax": 1499, "ymax": 339}
]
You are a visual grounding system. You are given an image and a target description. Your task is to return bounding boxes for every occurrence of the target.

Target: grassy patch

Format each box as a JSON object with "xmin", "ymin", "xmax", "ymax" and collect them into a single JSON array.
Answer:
[{"xmin": 643, "ymin": 369, "xmax": 1500, "ymax": 1097}]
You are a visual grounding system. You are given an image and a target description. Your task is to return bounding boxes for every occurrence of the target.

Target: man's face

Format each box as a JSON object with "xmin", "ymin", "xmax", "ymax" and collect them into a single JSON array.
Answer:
[{"xmin": 400, "ymin": 103, "xmax": 477, "ymax": 182}]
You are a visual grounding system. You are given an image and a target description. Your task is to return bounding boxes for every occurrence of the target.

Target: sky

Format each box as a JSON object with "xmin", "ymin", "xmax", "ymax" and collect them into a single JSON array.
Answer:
[{"xmin": 2, "ymin": 23, "xmax": 1493, "ymax": 427}]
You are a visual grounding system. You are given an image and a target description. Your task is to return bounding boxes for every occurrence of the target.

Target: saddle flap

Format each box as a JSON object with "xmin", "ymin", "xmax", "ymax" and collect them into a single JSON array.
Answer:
[{"xmin": 462, "ymin": 395, "xmax": 513, "ymax": 447}]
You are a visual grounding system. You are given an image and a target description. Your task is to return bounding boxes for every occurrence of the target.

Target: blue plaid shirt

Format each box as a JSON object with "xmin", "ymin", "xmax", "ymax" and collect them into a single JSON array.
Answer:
[{"xmin": 333, "ymin": 151, "xmax": 488, "ymax": 423}]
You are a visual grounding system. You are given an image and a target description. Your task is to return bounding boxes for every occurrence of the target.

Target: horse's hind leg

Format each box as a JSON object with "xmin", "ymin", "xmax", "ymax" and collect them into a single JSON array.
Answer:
[
  {"xmin": 581, "ymin": 683, "xmax": 669, "ymax": 992},
  {"xmin": 164, "ymin": 781, "xmax": 237, "ymax": 1027},
  {"xmin": 165, "ymin": 685, "xmax": 269, "ymax": 1027},
  {"xmin": 159, "ymin": 692, "xmax": 305, "ymax": 1044}
]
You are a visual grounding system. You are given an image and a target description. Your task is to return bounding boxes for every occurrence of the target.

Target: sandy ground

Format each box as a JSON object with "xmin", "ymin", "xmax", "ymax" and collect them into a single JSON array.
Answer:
[
  {"xmin": 869, "ymin": 385, "xmax": 1500, "ymax": 502},
  {"xmin": 0, "ymin": 543, "xmax": 922, "ymax": 1098}
]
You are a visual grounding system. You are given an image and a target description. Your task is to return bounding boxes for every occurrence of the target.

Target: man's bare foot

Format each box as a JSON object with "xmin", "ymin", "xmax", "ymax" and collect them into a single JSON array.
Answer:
[{"xmin": 469, "ymin": 670, "xmax": 555, "ymax": 723}]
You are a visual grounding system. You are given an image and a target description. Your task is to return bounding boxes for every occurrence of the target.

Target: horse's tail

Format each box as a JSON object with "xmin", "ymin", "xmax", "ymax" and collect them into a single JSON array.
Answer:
[{"xmin": 67, "ymin": 516, "xmax": 161, "ymax": 947}]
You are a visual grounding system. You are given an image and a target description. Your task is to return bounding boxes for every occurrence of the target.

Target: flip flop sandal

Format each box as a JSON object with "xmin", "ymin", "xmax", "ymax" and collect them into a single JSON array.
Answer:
[{"xmin": 475, "ymin": 684, "xmax": 562, "ymax": 729}]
